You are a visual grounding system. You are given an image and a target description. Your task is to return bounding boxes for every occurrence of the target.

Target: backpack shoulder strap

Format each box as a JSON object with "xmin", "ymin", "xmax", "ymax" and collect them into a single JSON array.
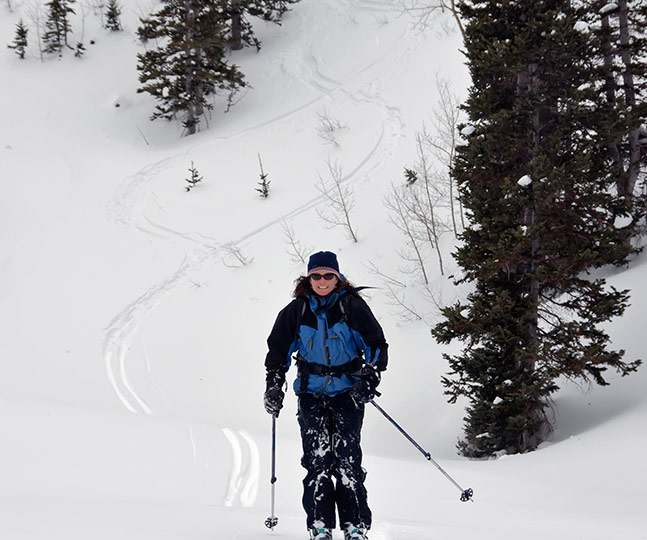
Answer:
[
  {"xmin": 339, "ymin": 286, "xmax": 375, "ymax": 324},
  {"xmin": 294, "ymin": 295, "xmax": 307, "ymax": 341}
]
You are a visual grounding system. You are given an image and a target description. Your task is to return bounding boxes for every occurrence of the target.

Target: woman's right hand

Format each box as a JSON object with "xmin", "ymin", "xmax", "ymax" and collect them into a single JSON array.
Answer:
[{"xmin": 264, "ymin": 386, "xmax": 285, "ymax": 416}]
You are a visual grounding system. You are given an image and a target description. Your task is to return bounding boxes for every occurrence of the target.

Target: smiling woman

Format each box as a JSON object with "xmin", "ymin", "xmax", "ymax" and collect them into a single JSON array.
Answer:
[
  {"xmin": 307, "ymin": 252, "xmax": 340, "ymax": 296},
  {"xmin": 309, "ymin": 271, "xmax": 338, "ymax": 295},
  {"xmin": 263, "ymin": 251, "xmax": 389, "ymax": 540}
]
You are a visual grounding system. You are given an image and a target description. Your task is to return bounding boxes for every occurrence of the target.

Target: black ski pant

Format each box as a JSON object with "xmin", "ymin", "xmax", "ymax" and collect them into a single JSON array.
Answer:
[{"xmin": 297, "ymin": 392, "xmax": 371, "ymax": 530}]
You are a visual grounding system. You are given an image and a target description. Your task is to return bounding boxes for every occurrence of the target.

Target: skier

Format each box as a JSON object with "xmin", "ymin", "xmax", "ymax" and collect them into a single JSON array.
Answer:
[{"xmin": 264, "ymin": 251, "xmax": 388, "ymax": 540}]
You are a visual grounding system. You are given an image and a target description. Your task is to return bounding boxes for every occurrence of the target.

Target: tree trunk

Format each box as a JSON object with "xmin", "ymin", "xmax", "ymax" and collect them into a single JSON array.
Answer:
[
  {"xmin": 616, "ymin": 0, "xmax": 640, "ymax": 199},
  {"xmin": 518, "ymin": 59, "xmax": 545, "ymax": 450},
  {"xmin": 600, "ymin": 10, "xmax": 622, "ymax": 165},
  {"xmin": 185, "ymin": 0, "xmax": 197, "ymax": 135},
  {"xmin": 230, "ymin": 0, "xmax": 243, "ymax": 50}
]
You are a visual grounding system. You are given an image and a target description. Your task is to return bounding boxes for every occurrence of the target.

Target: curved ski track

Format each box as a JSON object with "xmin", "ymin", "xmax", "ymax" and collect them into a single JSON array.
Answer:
[{"xmin": 103, "ymin": 0, "xmax": 418, "ymax": 418}]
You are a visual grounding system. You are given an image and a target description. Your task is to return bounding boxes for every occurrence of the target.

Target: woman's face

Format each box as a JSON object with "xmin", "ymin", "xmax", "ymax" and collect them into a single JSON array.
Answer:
[{"xmin": 309, "ymin": 272, "xmax": 339, "ymax": 296}]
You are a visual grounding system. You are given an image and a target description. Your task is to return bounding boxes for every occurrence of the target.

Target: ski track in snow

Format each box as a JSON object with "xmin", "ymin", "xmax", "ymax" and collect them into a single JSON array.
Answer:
[
  {"xmin": 103, "ymin": 0, "xmax": 417, "ymax": 419},
  {"xmin": 185, "ymin": 424, "xmax": 261, "ymax": 508},
  {"xmin": 222, "ymin": 428, "xmax": 260, "ymax": 507}
]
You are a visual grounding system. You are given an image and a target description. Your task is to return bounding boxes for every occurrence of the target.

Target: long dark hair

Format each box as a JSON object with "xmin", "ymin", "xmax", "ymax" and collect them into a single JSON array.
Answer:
[{"xmin": 293, "ymin": 275, "xmax": 357, "ymax": 298}]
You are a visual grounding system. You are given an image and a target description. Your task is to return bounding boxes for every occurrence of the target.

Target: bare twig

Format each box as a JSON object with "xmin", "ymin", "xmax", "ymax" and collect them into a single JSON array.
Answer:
[
  {"xmin": 412, "ymin": 131, "xmax": 446, "ymax": 274},
  {"xmin": 363, "ymin": 260, "xmax": 407, "ymax": 288},
  {"xmin": 25, "ymin": 0, "xmax": 45, "ymax": 61},
  {"xmin": 420, "ymin": 76, "xmax": 465, "ymax": 233},
  {"xmin": 399, "ymin": 0, "xmax": 466, "ymax": 42},
  {"xmin": 384, "ymin": 186, "xmax": 430, "ymax": 283},
  {"xmin": 222, "ymin": 242, "xmax": 253, "ymax": 267},
  {"xmin": 384, "ymin": 283, "xmax": 425, "ymax": 322},
  {"xmin": 316, "ymin": 107, "xmax": 346, "ymax": 147},
  {"xmin": 281, "ymin": 219, "xmax": 313, "ymax": 264},
  {"xmin": 135, "ymin": 124, "xmax": 150, "ymax": 146},
  {"xmin": 315, "ymin": 159, "xmax": 358, "ymax": 243},
  {"xmin": 364, "ymin": 261, "xmax": 424, "ymax": 321}
]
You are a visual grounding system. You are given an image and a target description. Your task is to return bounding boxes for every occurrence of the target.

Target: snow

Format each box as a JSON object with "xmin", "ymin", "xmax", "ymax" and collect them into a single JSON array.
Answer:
[
  {"xmin": 460, "ymin": 125, "xmax": 476, "ymax": 137},
  {"xmin": 1, "ymin": 1, "xmax": 646, "ymax": 540},
  {"xmin": 614, "ymin": 215, "xmax": 633, "ymax": 229},
  {"xmin": 574, "ymin": 20, "xmax": 590, "ymax": 33},
  {"xmin": 517, "ymin": 174, "xmax": 533, "ymax": 187},
  {"xmin": 599, "ymin": 3, "xmax": 619, "ymax": 15}
]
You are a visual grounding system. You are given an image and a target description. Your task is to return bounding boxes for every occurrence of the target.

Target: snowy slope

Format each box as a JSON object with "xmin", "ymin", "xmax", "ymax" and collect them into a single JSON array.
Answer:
[{"xmin": 1, "ymin": 1, "xmax": 645, "ymax": 539}]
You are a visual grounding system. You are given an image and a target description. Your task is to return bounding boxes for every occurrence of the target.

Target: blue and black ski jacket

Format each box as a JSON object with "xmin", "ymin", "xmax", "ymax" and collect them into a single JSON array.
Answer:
[{"xmin": 265, "ymin": 289, "xmax": 388, "ymax": 396}]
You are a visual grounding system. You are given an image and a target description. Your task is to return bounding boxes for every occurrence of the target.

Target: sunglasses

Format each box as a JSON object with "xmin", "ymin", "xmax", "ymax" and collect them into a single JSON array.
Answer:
[{"xmin": 309, "ymin": 273, "xmax": 337, "ymax": 281}]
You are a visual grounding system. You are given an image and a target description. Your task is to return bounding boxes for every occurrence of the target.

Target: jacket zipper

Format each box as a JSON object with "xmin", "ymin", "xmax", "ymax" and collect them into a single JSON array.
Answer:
[{"xmin": 323, "ymin": 313, "xmax": 331, "ymax": 366}]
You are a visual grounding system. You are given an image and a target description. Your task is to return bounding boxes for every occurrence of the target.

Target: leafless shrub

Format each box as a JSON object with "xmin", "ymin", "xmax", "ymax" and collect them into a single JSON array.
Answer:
[
  {"xmin": 281, "ymin": 219, "xmax": 313, "ymax": 264},
  {"xmin": 222, "ymin": 242, "xmax": 253, "ymax": 268},
  {"xmin": 316, "ymin": 107, "xmax": 346, "ymax": 147},
  {"xmin": 420, "ymin": 76, "xmax": 465, "ymax": 234},
  {"xmin": 399, "ymin": 0, "xmax": 465, "ymax": 41},
  {"xmin": 384, "ymin": 183, "xmax": 431, "ymax": 283},
  {"xmin": 24, "ymin": 0, "xmax": 45, "ymax": 60},
  {"xmin": 364, "ymin": 261, "xmax": 446, "ymax": 323},
  {"xmin": 315, "ymin": 159, "xmax": 358, "ymax": 243},
  {"xmin": 386, "ymin": 130, "xmax": 450, "ymax": 280}
]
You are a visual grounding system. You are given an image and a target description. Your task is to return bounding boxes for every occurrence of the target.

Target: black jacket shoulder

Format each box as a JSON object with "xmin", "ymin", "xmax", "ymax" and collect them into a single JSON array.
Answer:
[{"xmin": 264, "ymin": 298, "xmax": 302, "ymax": 372}]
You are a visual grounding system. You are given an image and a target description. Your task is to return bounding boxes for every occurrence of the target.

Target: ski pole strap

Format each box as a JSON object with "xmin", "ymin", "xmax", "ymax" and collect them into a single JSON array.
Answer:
[{"xmin": 270, "ymin": 414, "xmax": 277, "ymax": 483}]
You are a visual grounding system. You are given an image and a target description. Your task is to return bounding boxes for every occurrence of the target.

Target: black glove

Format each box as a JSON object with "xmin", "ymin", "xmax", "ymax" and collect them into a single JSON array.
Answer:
[
  {"xmin": 264, "ymin": 369, "xmax": 286, "ymax": 416},
  {"xmin": 264, "ymin": 387, "xmax": 284, "ymax": 416},
  {"xmin": 350, "ymin": 364, "xmax": 381, "ymax": 403}
]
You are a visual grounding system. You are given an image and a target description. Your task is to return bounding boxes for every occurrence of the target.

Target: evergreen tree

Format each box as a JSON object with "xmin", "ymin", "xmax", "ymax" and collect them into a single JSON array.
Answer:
[
  {"xmin": 433, "ymin": 0, "xmax": 641, "ymax": 457},
  {"xmin": 105, "ymin": 0, "xmax": 123, "ymax": 32},
  {"xmin": 185, "ymin": 161, "xmax": 203, "ymax": 191},
  {"xmin": 255, "ymin": 153, "xmax": 270, "ymax": 197},
  {"xmin": 73, "ymin": 40, "xmax": 85, "ymax": 58},
  {"xmin": 404, "ymin": 167, "xmax": 418, "ymax": 186},
  {"xmin": 42, "ymin": 0, "xmax": 76, "ymax": 55},
  {"xmin": 219, "ymin": 0, "xmax": 301, "ymax": 51},
  {"xmin": 8, "ymin": 18, "xmax": 28, "ymax": 59},
  {"xmin": 137, "ymin": 0, "xmax": 246, "ymax": 136}
]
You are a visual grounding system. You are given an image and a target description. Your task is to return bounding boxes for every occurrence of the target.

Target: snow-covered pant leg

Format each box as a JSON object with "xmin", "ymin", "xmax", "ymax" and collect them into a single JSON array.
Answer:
[
  {"xmin": 298, "ymin": 393, "xmax": 371, "ymax": 530},
  {"xmin": 330, "ymin": 394, "xmax": 371, "ymax": 530},
  {"xmin": 298, "ymin": 394, "xmax": 337, "ymax": 529}
]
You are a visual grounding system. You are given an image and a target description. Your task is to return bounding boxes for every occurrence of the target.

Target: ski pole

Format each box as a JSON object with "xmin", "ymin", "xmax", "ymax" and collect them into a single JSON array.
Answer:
[
  {"xmin": 264, "ymin": 414, "xmax": 279, "ymax": 529},
  {"xmin": 369, "ymin": 399, "xmax": 474, "ymax": 503}
]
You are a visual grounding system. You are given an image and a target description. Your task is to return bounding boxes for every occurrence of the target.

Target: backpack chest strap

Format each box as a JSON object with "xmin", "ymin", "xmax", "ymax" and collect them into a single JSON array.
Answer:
[
  {"xmin": 296, "ymin": 355, "xmax": 363, "ymax": 377},
  {"xmin": 295, "ymin": 355, "xmax": 363, "ymax": 394}
]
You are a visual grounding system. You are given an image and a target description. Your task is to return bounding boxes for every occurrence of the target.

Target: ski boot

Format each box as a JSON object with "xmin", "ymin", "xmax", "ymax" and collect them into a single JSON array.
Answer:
[
  {"xmin": 308, "ymin": 526, "xmax": 333, "ymax": 540},
  {"xmin": 343, "ymin": 524, "xmax": 369, "ymax": 540}
]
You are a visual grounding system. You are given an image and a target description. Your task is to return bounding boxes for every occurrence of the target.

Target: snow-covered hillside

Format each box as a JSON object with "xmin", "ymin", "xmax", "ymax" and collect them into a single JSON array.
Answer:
[{"xmin": 1, "ymin": 1, "xmax": 645, "ymax": 539}]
